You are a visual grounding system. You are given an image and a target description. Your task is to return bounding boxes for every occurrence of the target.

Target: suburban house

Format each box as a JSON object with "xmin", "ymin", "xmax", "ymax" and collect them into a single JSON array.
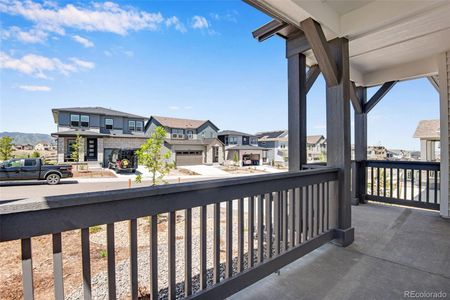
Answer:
[
  {"xmin": 256, "ymin": 130, "xmax": 289, "ymax": 164},
  {"xmin": 145, "ymin": 116, "xmax": 224, "ymax": 166},
  {"xmin": 414, "ymin": 119, "xmax": 441, "ymax": 161},
  {"xmin": 367, "ymin": 145, "xmax": 388, "ymax": 160},
  {"xmin": 12, "ymin": 144, "xmax": 34, "ymax": 151},
  {"xmin": 51, "ymin": 107, "xmax": 148, "ymax": 166},
  {"xmin": 34, "ymin": 142, "xmax": 54, "ymax": 152},
  {"xmin": 218, "ymin": 130, "xmax": 268, "ymax": 166},
  {"xmin": 307, "ymin": 135, "xmax": 326, "ymax": 162}
]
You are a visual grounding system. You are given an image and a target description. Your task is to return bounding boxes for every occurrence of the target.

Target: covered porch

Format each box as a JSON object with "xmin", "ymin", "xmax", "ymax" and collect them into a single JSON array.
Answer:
[{"xmin": 231, "ymin": 202, "xmax": 450, "ymax": 299}]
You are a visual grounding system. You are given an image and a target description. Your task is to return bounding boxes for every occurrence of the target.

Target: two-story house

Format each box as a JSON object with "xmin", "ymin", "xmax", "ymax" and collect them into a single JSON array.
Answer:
[
  {"xmin": 51, "ymin": 107, "xmax": 148, "ymax": 166},
  {"xmin": 145, "ymin": 116, "xmax": 224, "ymax": 166},
  {"xmin": 256, "ymin": 130, "xmax": 289, "ymax": 165},
  {"xmin": 218, "ymin": 130, "xmax": 268, "ymax": 166},
  {"xmin": 307, "ymin": 135, "xmax": 327, "ymax": 162}
]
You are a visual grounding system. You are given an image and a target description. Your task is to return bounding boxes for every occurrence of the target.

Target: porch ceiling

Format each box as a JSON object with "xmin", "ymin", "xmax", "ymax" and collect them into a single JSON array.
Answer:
[{"xmin": 246, "ymin": 0, "xmax": 450, "ymax": 86}]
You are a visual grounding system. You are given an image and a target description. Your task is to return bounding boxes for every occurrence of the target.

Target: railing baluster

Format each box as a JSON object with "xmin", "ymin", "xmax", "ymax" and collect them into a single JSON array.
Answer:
[
  {"xmin": 310, "ymin": 185, "xmax": 314, "ymax": 239},
  {"xmin": 321, "ymin": 183, "xmax": 325, "ymax": 234},
  {"xmin": 52, "ymin": 233, "xmax": 64, "ymax": 300},
  {"xmin": 404, "ymin": 169, "xmax": 407, "ymax": 200},
  {"xmin": 282, "ymin": 190, "xmax": 288, "ymax": 251},
  {"xmin": 107, "ymin": 224, "xmax": 116, "ymax": 300},
  {"xmin": 426, "ymin": 170, "xmax": 430, "ymax": 203},
  {"xmin": 168, "ymin": 212, "xmax": 176, "ymax": 300},
  {"xmin": 213, "ymin": 203, "xmax": 220, "ymax": 283},
  {"xmin": 257, "ymin": 195, "xmax": 264, "ymax": 263},
  {"xmin": 377, "ymin": 167, "xmax": 380, "ymax": 196},
  {"xmin": 184, "ymin": 209, "xmax": 192, "ymax": 297},
  {"xmin": 326, "ymin": 182, "xmax": 329, "ymax": 230},
  {"xmin": 371, "ymin": 167, "xmax": 374, "ymax": 195},
  {"xmin": 237, "ymin": 198, "xmax": 244, "ymax": 272},
  {"xmin": 296, "ymin": 188, "xmax": 302, "ymax": 245},
  {"xmin": 390, "ymin": 168, "xmax": 393, "ymax": 198},
  {"xmin": 130, "ymin": 219, "xmax": 138, "ymax": 300},
  {"xmin": 289, "ymin": 189, "xmax": 295, "ymax": 248},
  {"xmin": 226, "ymin": 200, "xmax": 233, "ymax": 278},
  {"xmin": 434, "ymin": 170, "xmax": 438, "ymax": 204},
  {"xmin": 305, "ymin": 186, "xmax": 309, "ymax": 241},
  {"xmin": 150, "ymin": 215, "xmax": 158, "ymax": 300},
  {"xmin": 248, "ymin": 196, "xmax": 255, "ymax": 268},
  {"xmin": 81, "ymin": 228, "xmax": 91, "ymax": 300},
  {"xmin": 411, "ymin": 169, "xmax": 415, "ymax": 201},
  {"xmin": 274, "ymin": 192, "xmax": 280, "ymax": 255},
  {"xmin": 418, "ymin": 170, "xmax": 422, "ymax": 202},
  {"xmin": 200, "ymin": 205, "xmax": 207, "ymax": 290},
  {"xmin": 315, "ymin": 184, "xmax": 319, "ymax": 236},
  {"xmin": 21, "ymin": 238, "xmax": 34, "ymax": 300},
  {"xmin": 397, "ymin": 168, "xmax": 400, "ymax": 199},
  {"xmin": 383, "ymin": 167, "xmax": 387, "ymax": 197},
  {"xmin": 265, "ymin": 193, "xmax": 273, "ymax": 257}
]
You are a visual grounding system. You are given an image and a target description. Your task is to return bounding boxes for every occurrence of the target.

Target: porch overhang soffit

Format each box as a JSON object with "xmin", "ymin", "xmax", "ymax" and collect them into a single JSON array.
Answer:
[{"xmin": 246, "ymin": 0, "xmax": 450, "ymax": 87}]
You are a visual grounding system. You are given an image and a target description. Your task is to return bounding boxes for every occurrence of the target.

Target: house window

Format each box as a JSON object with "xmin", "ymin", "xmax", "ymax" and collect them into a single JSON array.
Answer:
[
  {"xmin": 136, "ymin": 121, "xmax": 143, "ymax": 132},
  {"xmin": 105, "ymin": 118, "xmax": 113, "ymax": 129},
  {"xmin": 80, "ymin": 115, "xmax": 89, "ymax": 127},
  {"xmin": 172, "ymin": 129, "xmax": 184, "ymax": 139},
  {"xmin": 229, "ymin": 136, "xmax": 237, "ymax": 145},
  {"xmin": 70, "ymin": 114, "xmax": 80, "ymax": 127},
  {"xmin": 129, "ymin": 120, "xmax": 136, "ymax": 131},
  {"xmin": 186, "ymin": 130, "xmax": 194, "ymax": 139}
]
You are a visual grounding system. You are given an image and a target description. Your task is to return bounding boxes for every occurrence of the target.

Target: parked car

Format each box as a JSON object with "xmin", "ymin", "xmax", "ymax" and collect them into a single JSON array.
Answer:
[
  {"xmin": 108, "ymin": 149, "xmax": 138, "ymax": 173},
  {"xmin": 0, "ymin": 158, "xmax": 73, "ymax": 185}
]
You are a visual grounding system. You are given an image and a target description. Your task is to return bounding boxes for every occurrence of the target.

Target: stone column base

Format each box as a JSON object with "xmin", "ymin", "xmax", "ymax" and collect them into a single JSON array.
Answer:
[{"xmin": 334, "ymin": 227, "xmax": 355, "ymax": 247}]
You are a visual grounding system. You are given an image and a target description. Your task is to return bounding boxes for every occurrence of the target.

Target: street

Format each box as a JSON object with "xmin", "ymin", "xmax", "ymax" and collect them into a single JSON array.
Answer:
[{"xmin": 0, "ymin": 176, "xmax": 223, "ymax": 202}]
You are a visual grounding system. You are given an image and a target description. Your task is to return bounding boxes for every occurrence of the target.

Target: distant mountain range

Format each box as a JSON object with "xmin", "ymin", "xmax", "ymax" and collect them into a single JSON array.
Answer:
[{"xmin": 0, "ymin": 132, "xmax": 55, "ymax": 145}]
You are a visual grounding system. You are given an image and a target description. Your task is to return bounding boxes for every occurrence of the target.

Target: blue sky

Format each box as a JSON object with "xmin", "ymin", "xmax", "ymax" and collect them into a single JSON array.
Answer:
[{"xmin": 0, "ymin": 0, "xmax": 439, "ymax": 150}]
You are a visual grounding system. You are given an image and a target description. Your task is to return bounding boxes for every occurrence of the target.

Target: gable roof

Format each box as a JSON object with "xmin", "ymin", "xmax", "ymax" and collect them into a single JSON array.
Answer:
[
  {"xmin": 307, "ymin": 135, "xmax": 325, "ymax": 145},
  {"xmin": 255, "ymin": 130, "xmax": 288, "ymax": 139},
  {"xmin": 148, "ymin": 116, "xmax": 219, "ymax": 131},
  {"xmin": 218, "ymin": 130, "xmax": 255, "ymax": 137},
  {"xmin": 413, "ymin": 120, "xmax": 440, "ymax": 139},
  {"xmin": 52, "ymin": 107, "xmax": 147, "ymax": 123}
]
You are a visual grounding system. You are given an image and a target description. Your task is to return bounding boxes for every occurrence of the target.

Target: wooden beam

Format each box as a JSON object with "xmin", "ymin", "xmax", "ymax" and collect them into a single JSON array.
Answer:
[
  {"xmin": 427, "ymin": 75, "xmax": 439, "ymax": 92},
  {"xmin": 300, "ymin": 18, "xmax": 339, "ymax": 87},
  {"xmin": 252, "ymin": 19, "xmax": 288, "ymax": 42},
  {"xmin": 349, "ymin": 81, "xmax": 363, "ymax": 114},
  {"xmin": 352, "ymin": 87, "xmax": 367, "ymax": 205},
  {"xmin": 364, "ymin": 81, "xmax": 397, "ymax": 113},
  {"xmin": 287, "ymin": 51, "xmax": 307, "ymax": 171},
  {"xmin": 326, "ymin": 38, "xmax": 353, "ymax": 244},
  {"xmin": 285, "ymin": 31, "xmax": 310, "ymax": 58},
  {"xmin": 306, "ymin": 65, "xmax": 320, "ymax": 94}
]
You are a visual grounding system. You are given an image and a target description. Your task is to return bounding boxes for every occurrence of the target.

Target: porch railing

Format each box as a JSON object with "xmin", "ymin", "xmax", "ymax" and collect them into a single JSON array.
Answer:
[
  {"xmin": 364, "ymin": 160, "xmax": 440, "ymax": 210},
  {"xmin": 0, "ymin": 168, "xmax": 340, "ymax": 300}
]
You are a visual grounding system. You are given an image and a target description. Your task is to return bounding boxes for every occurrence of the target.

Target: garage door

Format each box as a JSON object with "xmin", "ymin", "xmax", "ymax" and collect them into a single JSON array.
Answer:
[{"xmin": 176, "ymin": 151, "xmax": 203, "ymax": 166}]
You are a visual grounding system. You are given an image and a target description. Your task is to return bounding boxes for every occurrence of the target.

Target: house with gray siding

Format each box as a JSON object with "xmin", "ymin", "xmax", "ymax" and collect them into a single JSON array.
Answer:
[
  {"xmin": 145, "ymin": 116, "xmax": 224, "ymax": 166},
  {"xmin": 218, "ymin": 130, "xmax": 268, "ymax": 166},
  {"xmin": 51, "ymin": 107, "xmax": 148, "ymax": 166},
  {"xmin": 256, "ymin": 130, "xmax": 289, "ymax": 164}
]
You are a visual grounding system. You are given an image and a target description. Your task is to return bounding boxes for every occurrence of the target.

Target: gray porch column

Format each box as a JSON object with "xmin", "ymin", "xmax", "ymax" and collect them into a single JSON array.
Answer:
[
  {"xmin": 438, "ymin": 51, "xmax": 450, "ymax": 218},
  {"xmin": 352, "ymin": 87, "xmax": 367, "ymax": 205},
  {"xmin": 287, "ymin": 39, "xmax": 307, "ymax": 171},
  {"xmin": 326, "ymin": 38, "xmax": 354, "ymax": 245}
]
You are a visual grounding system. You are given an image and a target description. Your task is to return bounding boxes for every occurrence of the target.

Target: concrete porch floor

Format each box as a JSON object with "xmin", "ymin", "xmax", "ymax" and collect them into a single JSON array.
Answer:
[{"xmin": 229, "ymin": 203, "xmax": 450, "ymax": 300}]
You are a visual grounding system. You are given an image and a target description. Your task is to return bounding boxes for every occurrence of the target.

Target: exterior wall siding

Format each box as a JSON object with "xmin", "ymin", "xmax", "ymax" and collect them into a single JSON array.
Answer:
[{"xmin": 439, "ymin": 50, "xmax": 450, "ymax": 218}]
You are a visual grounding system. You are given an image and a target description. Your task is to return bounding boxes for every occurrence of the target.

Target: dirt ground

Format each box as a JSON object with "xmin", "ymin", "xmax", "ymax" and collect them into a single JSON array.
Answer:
[{"xmin": 220, "ymin": 166, "xmax": 267, "ymax": 174}]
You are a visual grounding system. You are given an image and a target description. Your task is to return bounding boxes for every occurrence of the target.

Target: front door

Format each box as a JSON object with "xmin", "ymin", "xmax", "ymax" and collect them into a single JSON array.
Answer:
[
  {"xmin": 86, "ymin": 138, "xmax": 98, "ymax": 160},
  {"xmin": 213, "ymin": 146, "xmax": 219, "ymax": 163}
]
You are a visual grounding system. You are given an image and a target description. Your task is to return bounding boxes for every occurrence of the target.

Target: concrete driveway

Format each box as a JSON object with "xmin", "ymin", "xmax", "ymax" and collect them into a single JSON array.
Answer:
[{"xmin": 180, "ymin": 165, "xmax": 231, "ymax": 176}]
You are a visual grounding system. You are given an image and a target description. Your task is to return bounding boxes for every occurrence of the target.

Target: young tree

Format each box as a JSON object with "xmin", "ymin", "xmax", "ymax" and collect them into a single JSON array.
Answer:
[
  {"xmin": 136, "ymin": 126, "xmax": 174, "ymax": 185},
  {"xmin": 0, "ymin": 136, "xmax": 13, "ymax": 161},
  {"xmin": 233, "ymin": 152, "xmax": 240, "ymax": 167},
  {"xmin": 70, "ymin": 134, "xmax": 83, "ymax": 162},
  {"xmin": 31, "ymin": 151, "xmax": 41, "ymax": 158}
]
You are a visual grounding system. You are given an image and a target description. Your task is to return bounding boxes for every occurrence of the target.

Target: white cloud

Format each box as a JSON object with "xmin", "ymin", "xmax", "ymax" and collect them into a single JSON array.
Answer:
[
  {"xmin": 0, "ymin": 26, "xmax": 48, "ymax": 43},
  {"xmin": 19, "ymin": 85, "xmax": 51, "ymax": 92},
  {"xmin": 191, "ymin": 16, "xmax": 209, "ymax": 29},
  {"xmin": 124, "ymin": 50, "xmax": 134, "ymax": 58},
  {"xmin": 209, "ymin": 11, "xmax": 238, "ymax": 23},
  {"xmin": 169, "ymin": 106, "xmax": 180, "ymax": 110},
  {"xmin": 165, "ymin": 16, "xmax": 187, "ymax": 33},
  {"xmin": 0, "ymin": 0, "xmax": 165, "ymax": 36},
  {"xmin": 104, "ymin": 50, "xmax": 113, "ymax": 57},
  {"xmin": 72, "ymin": 35, "xmax": 94, "ymax": 48},
  {"xmin": 0, "ymin": 51, "xmax": 95, "ymax": 78}
]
